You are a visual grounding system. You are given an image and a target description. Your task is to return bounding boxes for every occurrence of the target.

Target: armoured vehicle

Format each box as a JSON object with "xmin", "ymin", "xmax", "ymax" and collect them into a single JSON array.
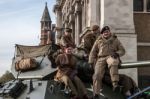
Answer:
[{"xmin": 0, "ymin": 44, "xmax": 150, "ymax": 99}]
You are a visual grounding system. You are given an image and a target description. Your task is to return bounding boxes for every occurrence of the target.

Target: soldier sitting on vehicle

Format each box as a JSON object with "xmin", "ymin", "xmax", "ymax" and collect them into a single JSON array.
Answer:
[
  {"xmin": 60, "ymin": 28, "xmax": 76, "ymax": 48},
  {"xmin": 88, "ymin": 26, "xmax": 126, "ymax": 98},
  {"xmin": 78, "ymin": 25, "xmax": 100, "ymax": 55},
  {"xmin": 73, "ymin": 25, "xmax": 101, "ymax": 61},
  {"xmin": 54, "ymin": 44, "xmax": 90, "ymax": 99},
  {"xmin": 49, "ymin": 33, "xmax": 76, "ymax": 68}
]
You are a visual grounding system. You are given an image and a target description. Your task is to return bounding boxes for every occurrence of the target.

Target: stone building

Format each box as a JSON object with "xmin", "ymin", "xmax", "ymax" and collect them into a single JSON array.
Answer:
[
  {"xmin": 53, "ymin": 0, "xmax": 150, "ymax": 87},
  {"xmin": 134, "ymin": 0, "xmax": 150, "ymax": 87},
  {"xmin": 40, "ymin": 3, "xmax": 52, "ymax": 45}
]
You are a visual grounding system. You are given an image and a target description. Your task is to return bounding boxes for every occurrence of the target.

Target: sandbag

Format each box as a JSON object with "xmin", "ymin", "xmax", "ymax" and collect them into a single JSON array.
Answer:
[{"xmin": 15, "ymin": 58, "xmax": 38, "ymax": 71}]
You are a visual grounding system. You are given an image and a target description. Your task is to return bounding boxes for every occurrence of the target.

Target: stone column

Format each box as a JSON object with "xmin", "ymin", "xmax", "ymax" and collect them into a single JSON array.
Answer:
[
  {"xmin": 64, "ymin": 19, "xmax": 69, "ymax": 28},
  {"xmin": 100, "ymin": 0, "xmax": 138, "ymax": 84},
  {"xmin": 47, "ymin": 31, "xmax": 52, "ymax": 44},
  {"xmin": 74, "ymin": 0, "xmax": 82, "ymax": 46},
  {"xmin": 89, "ymin": 0, "xmax": 100, "ymax": 26},
  {"xmin": 100, "ymin": 0, "xmax": 135, "ymax": 33},
  {"xmin": 68, "ymin": 16, "xmax": 75, "ymax": 43},
  {"xmin": 53, "ymin": 5, "xmax": 62, "ymax": 44},
  {"xmin": 81, "ymin": 0, "xmax": 86, "ymax": 30},
  {"xmin": 69, "ymin": 9, "xmax": 75, "ymax": 39}
]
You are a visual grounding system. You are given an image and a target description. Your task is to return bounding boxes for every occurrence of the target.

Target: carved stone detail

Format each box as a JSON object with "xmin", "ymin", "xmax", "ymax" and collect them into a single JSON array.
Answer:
[
  {"xmin": 53, "ymin": 4, "xmax": 61, "ymax": 13},
  {"xmin": 69, "ymin": 14, "xmax": 75, "ymax": 24}
]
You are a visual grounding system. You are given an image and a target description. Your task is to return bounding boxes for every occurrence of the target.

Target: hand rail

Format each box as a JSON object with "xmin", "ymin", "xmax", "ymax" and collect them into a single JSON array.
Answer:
[
  {"xmin": 120, "ymin": 60, "xmax": 150, "ymax": 69},
  {"xmin": 127, "ymin": 86, "xmax": 150, "ymax": 99}
]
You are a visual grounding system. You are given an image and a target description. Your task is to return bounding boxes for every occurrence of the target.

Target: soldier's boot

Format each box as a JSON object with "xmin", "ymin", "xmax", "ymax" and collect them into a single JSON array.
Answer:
[
  {"xmin": 71, "ymin": 95, "xmax": 80, "ymax": 99},
  {"xmin": 83, "ymin": 94, "xmax": 91, "ymax": 99},
  {"xmin": 93, "ymin": 94, "xmax": 99, "ymax": 99}
]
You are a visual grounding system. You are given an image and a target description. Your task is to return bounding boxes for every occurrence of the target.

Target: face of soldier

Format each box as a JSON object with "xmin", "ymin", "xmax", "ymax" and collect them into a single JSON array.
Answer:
[
  {"xmin": 65, "ymin": 32, "xmax": 71, "ymax": 36},
  {"xmin": 65, "ymin": 47, "xmax": 73, "ymax": 54},
  {"xmin": 102, "ymin": 30, "xmax": 111, "ymax": 39}
]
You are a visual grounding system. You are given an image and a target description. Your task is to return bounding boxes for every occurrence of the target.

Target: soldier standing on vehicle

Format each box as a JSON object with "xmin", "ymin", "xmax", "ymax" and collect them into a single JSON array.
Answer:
[
  {"xmin": 88, "ymin": 26, "xmax": 125, "ymax": 98},
  {"xmin": 79, "ymin": 25, "xmax": 100, "ymax": 54},
  {"xmin": 60, "ymin": 28, "xmax": 75, "ymax": 48},
  {"xmin": 55, "ymin": 44, "xmax": 90, "ymax": 99},
  {"xmin": 75, "ymin": 25, "xmax": 100, "ymax": 60}
]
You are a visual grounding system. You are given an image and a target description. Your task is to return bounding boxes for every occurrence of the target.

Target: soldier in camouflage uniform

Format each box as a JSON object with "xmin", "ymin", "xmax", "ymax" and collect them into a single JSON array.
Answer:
[
  {"xmin": 74, "ymin": 25, "xmax": 100, "ymax": 61},
  {"xmin": 88, "ymin": 26, "xmax": 125, "ymax": 98},
  {"xmin": 79, "ymin": 25, "xmax": 100, "ymax": 54}
]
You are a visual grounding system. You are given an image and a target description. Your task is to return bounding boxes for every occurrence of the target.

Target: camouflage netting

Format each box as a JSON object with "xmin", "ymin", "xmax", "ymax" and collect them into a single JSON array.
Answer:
[
  {"xmin": 15, "ymin": 44, "xmax": 52, "ymax": 58},
  {"xmin": 11, "ymin": 44, "xmax": 59, "ymax": 79}
]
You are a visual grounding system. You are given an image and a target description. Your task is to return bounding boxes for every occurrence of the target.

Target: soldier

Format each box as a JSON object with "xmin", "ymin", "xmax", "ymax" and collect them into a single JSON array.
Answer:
[
  {"xmin": 79, "ymin": 25, "xmax": 100, "ymax": 54},
  {"xmin": 88, "ymin": 26, "xmax": 125, "ymax": 98},
  {"xmin": 60, "ymin": 28, "xmax": 75, "ymax": 48},
  {"xmin": 74, "ymin": 25, "xmax": 100, "ymax": 61},
  {"xmin": 55, "ymin": 45, "xmax": 89, "ymax": 99}
]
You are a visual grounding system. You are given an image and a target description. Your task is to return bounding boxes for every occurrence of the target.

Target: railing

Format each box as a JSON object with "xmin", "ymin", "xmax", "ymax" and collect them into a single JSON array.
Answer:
[
  {"xmin": 127, "ymin": 86, "xmax": 150, "ymax": 99},
  {"xmin": 120, "ymin": 60, "xmax": 150, "ymax": 69},
  {"xmin": 120, "ymin": 60, "xmax": 150, "ymax": 99}
]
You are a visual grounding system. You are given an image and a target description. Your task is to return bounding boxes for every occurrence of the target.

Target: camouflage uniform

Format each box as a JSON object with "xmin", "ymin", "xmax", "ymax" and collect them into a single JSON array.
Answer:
[
  {"xmin": 79, "ymin": 25, "xmax": 100, "ymax": 54},
  {"xmin": 55, "ymin": 53, "xmax": 87, "ymax": 96},
  {"xmin": 89, "ymin": 34, "xmax": 125, "ymax": 94},
  {"xmin": 79, "ymin": 31, "xmax": 98, "ymax": 54},
  {"xmin": 60, "ymin": 35, "xmax": 75, "ymax": 48}
]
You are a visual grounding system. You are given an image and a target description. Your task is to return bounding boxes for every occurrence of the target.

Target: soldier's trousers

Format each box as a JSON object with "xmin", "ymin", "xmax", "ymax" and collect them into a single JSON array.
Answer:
[
  {"xmin": 60, "ymin": 75, "xmax": 87, "ymax": 96},
  {"xmin": 93, "ymin": 56, "xmax": 119, "ymax": 94}
]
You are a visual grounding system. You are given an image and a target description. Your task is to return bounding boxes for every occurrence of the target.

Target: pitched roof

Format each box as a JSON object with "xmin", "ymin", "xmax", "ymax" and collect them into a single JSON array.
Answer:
[{"xmin": 41, "ymin": 2, "xmax": 51, "ymax": 22}]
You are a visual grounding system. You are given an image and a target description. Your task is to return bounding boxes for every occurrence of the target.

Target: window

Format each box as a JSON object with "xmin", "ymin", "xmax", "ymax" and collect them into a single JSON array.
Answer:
[
  {"xmin": 134, "ymin": 0, "xmax": 150, "ymax": 12},
  {"xmin": 134, "ymin": 0, "xmax": 143, "ymax": 11},
  {"xmin": 147, "ymin": 0, "xmax": 150, "ymax": 12}
]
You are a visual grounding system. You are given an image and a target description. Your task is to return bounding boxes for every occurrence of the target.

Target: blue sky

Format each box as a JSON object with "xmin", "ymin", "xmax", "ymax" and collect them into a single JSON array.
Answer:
[{"xmin": 0, "ymin": 0, "xmax": 56, "ymax": 76}]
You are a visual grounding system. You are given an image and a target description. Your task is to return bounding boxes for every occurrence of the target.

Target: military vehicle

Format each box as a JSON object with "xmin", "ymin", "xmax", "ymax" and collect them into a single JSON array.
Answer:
[{"xmin": 0, "ymin": 44, "xmax": 150, "ymax": 99}]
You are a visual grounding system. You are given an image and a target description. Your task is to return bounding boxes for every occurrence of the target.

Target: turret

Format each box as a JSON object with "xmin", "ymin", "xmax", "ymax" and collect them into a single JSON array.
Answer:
[{"xmin": 40, "ymin": 2, "xmax": 52, "ymax": 45}]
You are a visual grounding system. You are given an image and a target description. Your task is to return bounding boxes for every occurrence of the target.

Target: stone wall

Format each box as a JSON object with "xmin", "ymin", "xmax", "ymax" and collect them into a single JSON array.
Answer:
[
  {"xmin": 100, "ymin": 0, "xmax": 135, "ymax": 33},
  {"xmin": 134, "ymin": 13, "xmax": 150, "ymax": 86},
  {"xmin": 134, "ymin": 13, "xmax": 150, "ymax": 75},
  {"xmin": 117, "ymin": 34, "xmax": 138, "ymax": 84},
  {"xmin": 137, "ymin": 46, "xmax": 150, "ymax": 76},
  {"xmin": 137, "ymin": 46, "xmax": 150, "ymax": 60},
  {"xmin": 134, "ymin": 13, "xmax": 150, "ymax": 42}
]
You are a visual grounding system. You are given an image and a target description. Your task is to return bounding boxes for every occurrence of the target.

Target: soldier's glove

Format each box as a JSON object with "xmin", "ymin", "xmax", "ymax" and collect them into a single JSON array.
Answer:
[
  {"xmin": 83, "ymin": 54, "xmax": 88, "ymax": 60},
  {"xmin": 111, "ymin": 52, "xmax": 119, "ymax": 59}
]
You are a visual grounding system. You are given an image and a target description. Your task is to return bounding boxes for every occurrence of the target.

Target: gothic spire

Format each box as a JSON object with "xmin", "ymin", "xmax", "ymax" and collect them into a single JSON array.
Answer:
[{"xmin": 41, "ymin": 2, "xmax": 51, "ymax": 22}]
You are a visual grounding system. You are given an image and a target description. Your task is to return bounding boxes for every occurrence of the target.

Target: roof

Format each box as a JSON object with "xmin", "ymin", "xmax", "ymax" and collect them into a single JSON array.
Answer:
[{"xmin": 41, "ymin": 2, "xmax": 51, "ymax": 22}]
